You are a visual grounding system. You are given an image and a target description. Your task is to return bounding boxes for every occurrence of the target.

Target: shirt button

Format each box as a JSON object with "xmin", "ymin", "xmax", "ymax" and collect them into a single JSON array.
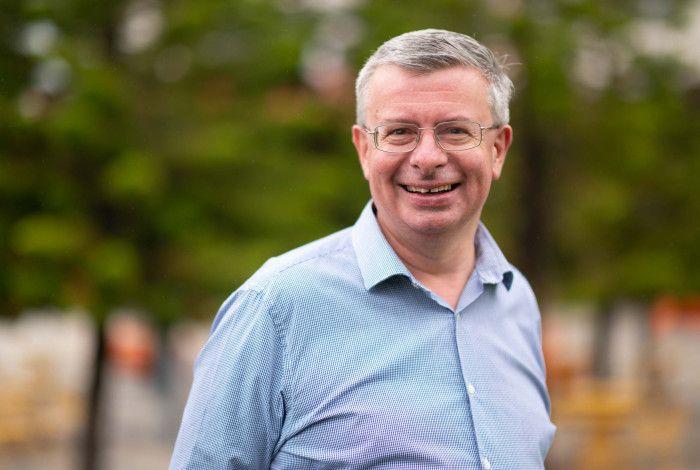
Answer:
[
  {"xmin": 482, "ymin": 457, "xmax": 492, "ymax": 470},
  {"xmin": 467, "ymin": 383, "xmax": 476, "ymax": 396}
]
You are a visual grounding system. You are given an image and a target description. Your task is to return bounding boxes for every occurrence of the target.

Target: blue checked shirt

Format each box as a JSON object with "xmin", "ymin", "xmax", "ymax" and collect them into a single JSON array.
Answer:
[{"xmin": 170, "ymin": 202, "xmax": 555, "ymax": 470}]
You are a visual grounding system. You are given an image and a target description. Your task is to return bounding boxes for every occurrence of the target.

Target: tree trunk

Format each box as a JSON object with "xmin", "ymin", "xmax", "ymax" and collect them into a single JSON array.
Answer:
[
  {"xmin": 83, "ymin": 320, "xmax": 107, "ymax": 470},
  {"xmin": 518, "ymin": 129, "xmax": 548, "ymax": 298},
  {"xmin": 591, "ymin": 301, "xmax": 614, "ymax": 378}
]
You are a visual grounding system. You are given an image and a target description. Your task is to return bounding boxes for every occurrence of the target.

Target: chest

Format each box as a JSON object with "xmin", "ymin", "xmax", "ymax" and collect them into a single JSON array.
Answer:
[{"xmin": 271, "ymin": 285, "xmax": 552, "ymax": 467}]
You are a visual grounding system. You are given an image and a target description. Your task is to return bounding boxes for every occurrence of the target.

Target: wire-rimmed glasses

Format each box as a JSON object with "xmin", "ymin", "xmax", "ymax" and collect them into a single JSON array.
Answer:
[{"xmin": 363, "ymin": 119, "xmax": 500, "ymax": 153}]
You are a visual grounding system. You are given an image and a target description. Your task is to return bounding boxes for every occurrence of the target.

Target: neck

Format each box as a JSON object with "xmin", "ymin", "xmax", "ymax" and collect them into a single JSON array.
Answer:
[{"xmin": 379, "ymin": 219, "xmax": 479, "ymax": 310}]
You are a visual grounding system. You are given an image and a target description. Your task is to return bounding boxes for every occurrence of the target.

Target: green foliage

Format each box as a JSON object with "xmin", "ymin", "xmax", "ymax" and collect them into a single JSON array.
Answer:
[{"xmin": 1, "ymin": 0, "xmax": 698, "ymax": 323}]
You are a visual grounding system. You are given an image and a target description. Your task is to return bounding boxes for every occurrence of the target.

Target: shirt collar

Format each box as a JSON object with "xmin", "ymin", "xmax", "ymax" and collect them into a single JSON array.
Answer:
[
  {"xmin": 351, "ymin": 200, "xmax": 513, "ymax": 291},
  {"xmin": 352, "ymin": 201, "xmax": 412, "ymax": 290},
  {"xmin": 474, "ymin": 223, "xmax": 514, "ymax": 290}
]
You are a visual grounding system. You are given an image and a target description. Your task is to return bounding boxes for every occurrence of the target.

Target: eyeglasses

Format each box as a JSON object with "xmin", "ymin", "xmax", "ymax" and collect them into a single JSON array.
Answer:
[{"xmin": 363, "ymin": 120, "xmax": 500, "ymax": 153}]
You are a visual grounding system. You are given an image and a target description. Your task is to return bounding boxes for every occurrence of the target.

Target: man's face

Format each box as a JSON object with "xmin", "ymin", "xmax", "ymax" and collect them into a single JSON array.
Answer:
[{"xmin": 352, "ymin": 64, "xmax": 512, "ymax": 243}]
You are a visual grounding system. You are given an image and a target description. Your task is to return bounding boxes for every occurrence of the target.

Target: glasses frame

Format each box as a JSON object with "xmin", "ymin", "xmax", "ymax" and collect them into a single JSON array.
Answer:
[{"xmin": 363, "ymin": 120, "xmax": 501, "ymax": 153}]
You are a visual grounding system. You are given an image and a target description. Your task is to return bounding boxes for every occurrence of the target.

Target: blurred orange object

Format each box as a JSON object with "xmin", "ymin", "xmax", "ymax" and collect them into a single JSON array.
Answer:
[
  {"xmin": 650, "ymin": 295, "xmax": 700, "ymax": 336},
  {"xmin": 106, "ymin": 313, "xmax": 157, "ymax": 374}
]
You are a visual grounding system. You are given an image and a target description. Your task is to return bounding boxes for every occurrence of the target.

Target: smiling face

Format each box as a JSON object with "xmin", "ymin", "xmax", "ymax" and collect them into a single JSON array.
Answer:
[{"xmin": 352, "ymin": 65, "xmax": 512, "ymax": 245}]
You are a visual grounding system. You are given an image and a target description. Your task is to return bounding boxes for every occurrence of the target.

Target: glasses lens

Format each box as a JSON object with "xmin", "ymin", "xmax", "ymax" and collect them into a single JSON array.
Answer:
[
  {"xmin": 375, "ymin": 124, "xmax": 419, "ymax": 152},
  {"xmin": 435, "ymin": 120, "xmax": 481, "ymax": 150}
]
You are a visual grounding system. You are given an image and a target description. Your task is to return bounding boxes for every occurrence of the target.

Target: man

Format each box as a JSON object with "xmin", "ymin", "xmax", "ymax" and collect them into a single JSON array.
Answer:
[{"xmin": 170, "ymin": 29, "xmax": 555, "ymax": 469}]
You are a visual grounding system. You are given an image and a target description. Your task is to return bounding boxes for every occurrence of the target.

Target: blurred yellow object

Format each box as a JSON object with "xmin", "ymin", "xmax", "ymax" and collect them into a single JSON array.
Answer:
[
  {"xmin": 0, "ymin": 382, "xmax": 34, "ymax": 445},
  {"xmin": 0, "ymin": 357, "xmax": 83, "ymax": 447},
  {"xmin": 551, "ymin": 378, "xmax": 688, "ymax": 470}
]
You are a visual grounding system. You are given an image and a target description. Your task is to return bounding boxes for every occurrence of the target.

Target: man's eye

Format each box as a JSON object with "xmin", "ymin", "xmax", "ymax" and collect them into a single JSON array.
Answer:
[
  {"xmin": 387, "ymin": 127, "xmax": 415, "ymax": 136},
  {"xmin": 443, "ymin": 126, "xmax": 471, "ymax": 135}
]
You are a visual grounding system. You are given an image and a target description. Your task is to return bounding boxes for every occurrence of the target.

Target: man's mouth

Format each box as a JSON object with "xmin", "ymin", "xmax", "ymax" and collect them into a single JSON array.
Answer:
[{"xmin": 401, "ymin": 184, "xmax": 458, "ymax": 194}]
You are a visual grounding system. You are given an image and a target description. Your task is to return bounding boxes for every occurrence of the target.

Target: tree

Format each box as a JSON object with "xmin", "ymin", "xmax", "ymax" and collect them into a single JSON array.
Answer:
[{"xmin": 1, "ymin": 1, "xmax": 362, "ymax": 467}]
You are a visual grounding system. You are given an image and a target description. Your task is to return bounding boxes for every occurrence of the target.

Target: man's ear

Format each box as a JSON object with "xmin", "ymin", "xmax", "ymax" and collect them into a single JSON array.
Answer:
[
  {"xmin": 491, "ymin": 124, "xmax": 512, "ymax": 180},
  {"xmin": 352, "ymin": 125, "xmax": 371, "ymax": 180}
]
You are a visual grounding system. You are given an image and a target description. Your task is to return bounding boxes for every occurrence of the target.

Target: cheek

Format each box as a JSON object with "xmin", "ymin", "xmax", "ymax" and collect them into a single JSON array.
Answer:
[
  {"xmin": 467, "ymin": 152, "xmax": 496, "ymax": 177},
  {"xmin": 459, "ymin": 158, "xmax": 487, "ymax": 180},
  {"xmin": 368, "ymin": 158, "xmax": 399, "ymax": 184}
]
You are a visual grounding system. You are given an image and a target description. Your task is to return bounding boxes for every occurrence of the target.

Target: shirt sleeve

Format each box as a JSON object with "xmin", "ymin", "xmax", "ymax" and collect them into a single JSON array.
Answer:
[{"xmin": 169, "ymin": 287, "xmax": 286, "ymax": 470}]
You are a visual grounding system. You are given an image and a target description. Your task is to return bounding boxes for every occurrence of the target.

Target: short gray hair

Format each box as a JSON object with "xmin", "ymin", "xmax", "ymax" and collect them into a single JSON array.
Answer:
[{"xmin": 355, "ymin": 29, "xmax": 514, "ymax": 126}]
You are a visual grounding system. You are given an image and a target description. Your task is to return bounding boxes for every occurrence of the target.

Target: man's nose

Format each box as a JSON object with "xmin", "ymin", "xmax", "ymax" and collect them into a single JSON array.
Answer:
[{"xmin": 409, "ymin": 130, "xmax": 448, "ymax": 173}]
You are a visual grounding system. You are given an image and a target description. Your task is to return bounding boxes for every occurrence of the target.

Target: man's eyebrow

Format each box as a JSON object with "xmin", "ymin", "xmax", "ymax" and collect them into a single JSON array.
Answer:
[
  {"xmin": 376, "ymin": 115, "xmax": 476, "ymax": 125},
  {"xmin": 375, "ymin": 116, "xmax": 419, "ymax": 125}
]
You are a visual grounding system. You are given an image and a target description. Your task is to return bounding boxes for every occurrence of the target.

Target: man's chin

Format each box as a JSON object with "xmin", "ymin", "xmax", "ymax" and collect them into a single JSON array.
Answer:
[{"xmin": 404, "ymin": 215, "xmax": 460, "ymax": 236}]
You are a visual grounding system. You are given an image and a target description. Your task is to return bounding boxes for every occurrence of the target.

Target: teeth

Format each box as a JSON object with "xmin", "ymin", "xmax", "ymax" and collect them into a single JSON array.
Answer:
[{"xmin": 406, "ymin": 184, "xmax": 453, "ymax": 194}]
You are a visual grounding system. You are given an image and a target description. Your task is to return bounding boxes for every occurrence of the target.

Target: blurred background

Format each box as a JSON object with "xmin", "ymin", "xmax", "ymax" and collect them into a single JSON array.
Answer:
[{"xmin": 1, "ymin": 0, "xmax": 699, "ymax": 469}]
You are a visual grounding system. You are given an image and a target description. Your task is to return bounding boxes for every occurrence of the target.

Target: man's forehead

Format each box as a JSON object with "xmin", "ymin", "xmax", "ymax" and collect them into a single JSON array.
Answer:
[
  {"xmin": 365, "ymin": 64, "xmax": 492, "ymax": 122},
  {"xmin": 367, "ymin": 64, "xmax": 489, "ymax": 97},
  {"xmin": 372, "ymin": 63, "xmax": 486, "ymax": 82}
]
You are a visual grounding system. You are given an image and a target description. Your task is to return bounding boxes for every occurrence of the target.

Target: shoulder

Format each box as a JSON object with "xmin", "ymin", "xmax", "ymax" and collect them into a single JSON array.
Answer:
[
  {"xmin": 495, "ymin": 263, "xmax": 541, "ymax": 326},
  {"xmin": 241, "ymin": 227, "xmax": 356, "ymax": 293},
  {"xmin": 214, "ymin": 227, "xmax": 355, "ymax": 318},
  {"xmin": 210, "ymin": 226, "xmax": 358, "ymax": 335},
  {"xmin": 508, "ymin": 265, "xmax": 538, "ymax": 303}
]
